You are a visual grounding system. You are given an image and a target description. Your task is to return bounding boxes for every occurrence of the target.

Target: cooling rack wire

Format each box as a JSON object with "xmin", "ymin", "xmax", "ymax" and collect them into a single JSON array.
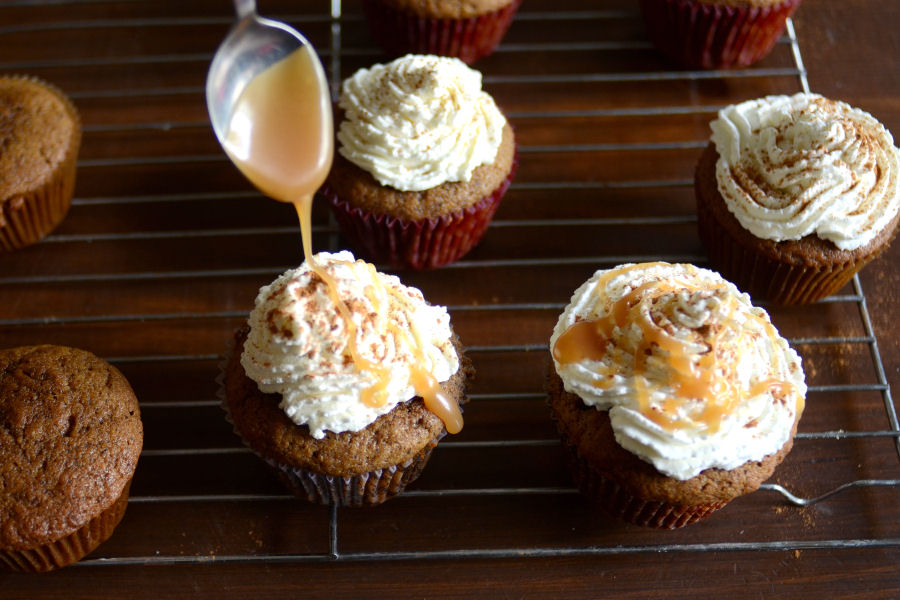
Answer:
[{"xmin": 0, "ymin": 1, "xmax": 898, "ymax": 567}]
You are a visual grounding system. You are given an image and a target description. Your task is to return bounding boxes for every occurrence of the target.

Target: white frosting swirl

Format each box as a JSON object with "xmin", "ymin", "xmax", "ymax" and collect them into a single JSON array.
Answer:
[
  {"xmin": 241, "ymin": 251, "xmax": 460, "ymax": 439},
  {"xmin": 550, "ymin": 263, "xmax": 806, "ymax": 480},
  {"xmin": 710, "ymin": 93, "xmax": 900, "ymax": 250},
  {"xmin": 336, "ymin": 54, "xmax": 506, "ymax": 192}
]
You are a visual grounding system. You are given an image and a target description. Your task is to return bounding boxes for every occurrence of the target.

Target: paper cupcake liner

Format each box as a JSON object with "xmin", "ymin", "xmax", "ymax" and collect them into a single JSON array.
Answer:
[
  {"xmin": 0, "ymin": 76, "xmax": 80, "ymax": 252},
  {"xmin": 695, "ymin": 187, "xmax": 893, "ymax": 305},
  {"xmin": 639, "ymin": 0, "xmax": 801, "ymax": 70},
  {"xmin": 323, "ymin": 152, "xmax": 517, "ymax": 270},
  {"xmin": 217, "ymin": 335, "xmax": 442, "ymax": 507},
  {"xmin": 0, "ymin": 480, "xmax": 131, "ymax": 573},
  {"xmin": 265, "ymin": 440, "xmax": 439, "ymax": 507},
  {"xmin": 561, "ymin": 440, "xmax": 727, "ymax": 529},
  {"xmin": 362, "ymin": 0, "xmax": 521, "ymax": 64},
  {"xmin": 547, "ymin": 386, "xmax": 730, "ymax": 530}
]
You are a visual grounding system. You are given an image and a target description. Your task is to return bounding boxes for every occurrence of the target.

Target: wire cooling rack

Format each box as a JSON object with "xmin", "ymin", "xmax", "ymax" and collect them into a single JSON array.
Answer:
[{"xmin": 0, "ymin": 0, "xmax": 898, "ymax": 570}]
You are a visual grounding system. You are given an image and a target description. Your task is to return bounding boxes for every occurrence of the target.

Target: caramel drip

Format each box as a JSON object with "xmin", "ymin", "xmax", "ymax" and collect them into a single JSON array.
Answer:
[
  {"xmin": 227, "ymin": 47, "xmax": 462, "ymax": 433},
  {"xmin": 357, "ymin": 259, "xmax": 463, "ymax": 434},
  {"xmin": 743, "ymin": 313, "xmax": 804, "ymax": 415},
  {"xmin": 552, "ymin": 262, "xmax": 670, "ymax": 364},
  {"xmin": 293, "ymin": 202, "xmax": 390, "ymax": 404},
  {"xmin": 551, "ymin": 320, "xmax": 608, "ymax": 364},
  {"xmin": 552, "ymin": 266, "xmax": 800, "ymax": 432},
  {"xmin": 388, "ymin": 312, "xmax": 464, "ymax": 435},
  {"xmin": 292, "ymin": 201, "xmax": 463, "ymax": 433}
]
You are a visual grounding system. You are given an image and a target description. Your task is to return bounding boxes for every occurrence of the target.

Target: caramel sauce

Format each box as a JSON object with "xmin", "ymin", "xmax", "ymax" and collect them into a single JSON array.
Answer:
[
  {"xmin": 551, "ymin": 320, "xmax": 608, "ymax": 364},
  {"xmin": 355, "ymin": 260, "xmax": 463, "ymax": 434},
  {"xmin": 223, "ymin": 46, "xmax": 333, "ymax": 208},
  {"xmin": 552, "ymin": 266, "xmax": 800, "ymax": 433},
  {"xmin": 225, "ymin": 47, "xmax": 462, "ymax": 434}
]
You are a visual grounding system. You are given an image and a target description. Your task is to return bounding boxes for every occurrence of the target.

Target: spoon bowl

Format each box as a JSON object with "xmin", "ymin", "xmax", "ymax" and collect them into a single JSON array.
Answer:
[{"xmin": 205, "ymin": 1, "xmax": 330, "ymax": 150}]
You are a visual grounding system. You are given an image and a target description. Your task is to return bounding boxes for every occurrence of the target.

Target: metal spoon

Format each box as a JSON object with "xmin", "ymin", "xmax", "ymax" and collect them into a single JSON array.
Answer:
[{"xmin": 205, "ymin": 0, "xmax": 330, "ymax": 149}]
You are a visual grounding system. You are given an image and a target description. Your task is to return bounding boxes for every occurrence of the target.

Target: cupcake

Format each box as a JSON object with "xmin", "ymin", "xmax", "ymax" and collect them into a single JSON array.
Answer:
[
  {"xmin": 0, "ymin": 76, "xmax": 81, "ymax": 252},
  {"xmin": 696, "ymin": 93, "xmax": 900, "ymax": 305},
  {"xmin": 639, "ymin": 0, "xmax": 801, "ymax": 70},
  {"xmin": 321, "ymin": 54, "xmax": 517, "ymax": 270},
  {"xmin": 0, "ymin": 345, "xmax": 143, "ymax": 572},
  {"xmin": 547, "ymin": 262, "xmax": 806, "ymax": 529},
  {"xmin": 362, "ymin": 0, "xmax": 521, "ymax": 65},
  {"xmin": 222, "ymin": 250, "xmax": 473, "ymax": 506}
]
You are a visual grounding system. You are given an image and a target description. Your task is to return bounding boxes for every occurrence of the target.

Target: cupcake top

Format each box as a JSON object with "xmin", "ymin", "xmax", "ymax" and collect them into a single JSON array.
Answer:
[
  {"xmin": 550, "ymin": 262, "xmax": 806, "ymax": 480},
  {"xmin": 241, "ymin": 251, "xmax": 461, "ymax": 439},
  {"xmin": 336, "ymin": 54, "xmax": 506, "ymax": 192},
  {"xmin": 0, "ymin": 345, "xmax": 142, "ymax": 550},
  {"xmin": 0, "ymin": 76, "xmax": 80, "ymax": 202},
  {"xmin": 710, "ymin": 93, "xmax": 900, "ymax": 251}
]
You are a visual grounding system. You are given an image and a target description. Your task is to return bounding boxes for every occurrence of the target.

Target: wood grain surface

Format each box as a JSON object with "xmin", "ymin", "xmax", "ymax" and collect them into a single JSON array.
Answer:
[{"xmin": 1, "ymin": 0, "xmax": 898, "ymax": 597}]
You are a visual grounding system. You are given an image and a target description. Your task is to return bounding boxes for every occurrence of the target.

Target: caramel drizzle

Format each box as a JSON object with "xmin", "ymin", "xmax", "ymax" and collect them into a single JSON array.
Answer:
[
  {"xmin": 552, "ymin": 265, "xmax": 800, "ymax": 433},
  {"xmin": 224, "ymin": 47, "xmax": 462, "ymax": 435},
  {"xmin": 295, "ymin": 200, "xmax": 463, "ymax": 434}
]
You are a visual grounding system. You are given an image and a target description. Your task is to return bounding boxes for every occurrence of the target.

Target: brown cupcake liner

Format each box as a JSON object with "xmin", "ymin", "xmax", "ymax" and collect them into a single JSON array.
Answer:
[
  {"xmin": 0, "ymin": 480, "xmax": 131, "ymax": 573},
  {"xmin": 217, "ymin": 336, "xmax": 442, "ymax": 507},
  {"xmin": 639, "ymin": 0, "xmax": 801, "ymax": 70},
  {"xmin": 560, "ymin": 438, "xmax": 728, "ymax": 529},
  {"xmin": 362, "ymin": 0, "xmax": 522, "ymax": 64},
  {"xmin": 695, "ymin": 188, "xmax": 879, "ymax": 305},
  {"xmin": 323, "ymin": 151, "xmax": 517, "ymax": 270},
  {"xmin": 265, "ymin": 439, "xmax": 439, "ymax": 507},
  {"xmin": 0, "ymin": 75, "xmax": 81, "ymax": 252}
]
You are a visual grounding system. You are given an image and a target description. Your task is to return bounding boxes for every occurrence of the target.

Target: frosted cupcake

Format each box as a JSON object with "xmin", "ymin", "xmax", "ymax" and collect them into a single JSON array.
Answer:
[
  {"xmin": 321, "ymin": 54, "xmax": 517, "ymax": 269},
  {"xmin": 696, "ymin": 93, "xmax": 900, "ymax": 305},
  {"xmin": 222, "ymin": 251, "xmax": 473, "ymax": 506},
  {"xmin": 547, "ymin": 262, "xmax": 806, "ymax": 528},
  {"xmin": 362, "ymin": 0, "xmax": 521, "ymax": 65}
]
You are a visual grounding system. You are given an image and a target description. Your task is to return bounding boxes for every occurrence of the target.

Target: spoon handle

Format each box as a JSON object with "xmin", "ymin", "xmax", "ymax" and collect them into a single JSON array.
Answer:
[{"xmin": 233, "ymin": 0, "xmax": 256, "ymax": 19}]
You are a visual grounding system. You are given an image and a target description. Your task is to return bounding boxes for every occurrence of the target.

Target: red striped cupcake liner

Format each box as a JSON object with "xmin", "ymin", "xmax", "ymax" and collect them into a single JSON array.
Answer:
[
  {"xmin": 695, "ymin": 183, "xmax": 889, "ymax": 305},
  {"xmin": 639, "ymin": 0, "xmax": 802, "ymax": 70},
  {"xmin": 561, "ymin": 439, "xmax": 728, "ymax": 529},
  {"xmin": 362, "ymin": 0, "xmax": 522, "ymax": 64},
  {"xmin": 694, "ymin": 145, "xmax": 900, "ymax": 305},
  {"xmin": 323, "ymin": 152, "xmax": 517, "ymax": 270}
]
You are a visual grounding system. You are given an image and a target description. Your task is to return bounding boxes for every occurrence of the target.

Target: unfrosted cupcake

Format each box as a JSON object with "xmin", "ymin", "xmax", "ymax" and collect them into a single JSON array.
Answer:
[
  {"xmin": 222, "ymin": 251, "xmax": 473, "ymax": 506},
  {"xmin": 696, "ymin": 93, "xmax": 900, "ymax": 305},
  {"xmin": 321, "ymin": 54, "xmax": 517, "ymax": 270},
  {"xmin": 362, "ymin": 0, "xmax": 521, "ymax": 65},
  {"xmin": 547, "ymin": 262, "xmax": 806, "ymax": 529},
  {"xmin": 639, "ymin": 0, "xmax": 801, "ymax": 70},
  {"xmin": 0, "ymin": 76, "xmax": 81, "ymax": 252},
  {"xmin": 0, "ymin": 345, "xmax": 142, "ymax": 571}
]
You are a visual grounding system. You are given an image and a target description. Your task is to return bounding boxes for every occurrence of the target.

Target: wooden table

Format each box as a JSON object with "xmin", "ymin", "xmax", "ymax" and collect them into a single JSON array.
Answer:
[{"xmin": 2, "ymin": 0, "xmax": 898, "ymax": 596}]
